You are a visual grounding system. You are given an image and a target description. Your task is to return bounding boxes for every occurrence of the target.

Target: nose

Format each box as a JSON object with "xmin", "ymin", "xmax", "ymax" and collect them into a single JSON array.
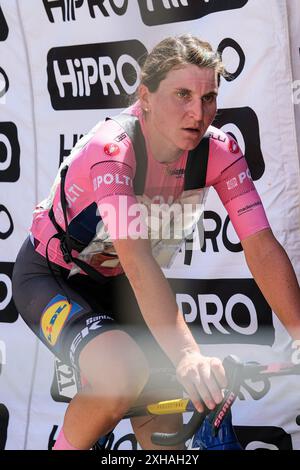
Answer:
[{"xmin": 188, "ymin": 99, "xmax": 203, "ymax": 122}]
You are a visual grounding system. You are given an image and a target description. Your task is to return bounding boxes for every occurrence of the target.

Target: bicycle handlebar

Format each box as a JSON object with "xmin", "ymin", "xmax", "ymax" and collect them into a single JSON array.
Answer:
[{"xmin": 151, "ymin": 354, "xmax": 300, "ymax": 447}]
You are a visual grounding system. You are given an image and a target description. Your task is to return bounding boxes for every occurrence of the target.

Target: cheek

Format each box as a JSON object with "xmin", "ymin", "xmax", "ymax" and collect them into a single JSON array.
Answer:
[
  {"xmin": 153, "ymin": 98, "xmax": 177, "ymax": 126},
  {"xmin": 206, "ymin": 103, "xmax": 217, "ymax": 121}
]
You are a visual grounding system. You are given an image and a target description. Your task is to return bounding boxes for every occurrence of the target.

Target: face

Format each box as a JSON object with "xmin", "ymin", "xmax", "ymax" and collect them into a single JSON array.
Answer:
[{"xmin": 140, "ymin": 64, "xmax": 218, "ymax": 160}]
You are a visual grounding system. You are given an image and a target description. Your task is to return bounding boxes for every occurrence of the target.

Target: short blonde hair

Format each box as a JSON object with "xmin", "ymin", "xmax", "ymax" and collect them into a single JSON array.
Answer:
[{"xmin": 140, "ymin": 34, "xmax": 226, "ymax": 92}]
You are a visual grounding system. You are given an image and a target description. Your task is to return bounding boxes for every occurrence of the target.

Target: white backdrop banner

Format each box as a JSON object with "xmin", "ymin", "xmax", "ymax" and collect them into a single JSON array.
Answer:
[{"xmin": 0, "ymin": 0, "xmax": 300, "ymax": 450}]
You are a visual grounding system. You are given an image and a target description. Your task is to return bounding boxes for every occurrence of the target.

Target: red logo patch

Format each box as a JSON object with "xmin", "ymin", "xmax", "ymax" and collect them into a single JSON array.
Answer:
[
  {"xmin": 228, "ymin": 138, "xmax": 240, "ymax": 154},
  {"xmin": 104, "ymin": 143, "xmax": 120, "ymax": 157}
]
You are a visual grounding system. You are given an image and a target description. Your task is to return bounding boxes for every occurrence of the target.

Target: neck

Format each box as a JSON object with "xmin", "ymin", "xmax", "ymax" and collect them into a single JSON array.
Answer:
[{"xmin": 142, "ymin": 114, "xmax": 182, "ymax": 164}]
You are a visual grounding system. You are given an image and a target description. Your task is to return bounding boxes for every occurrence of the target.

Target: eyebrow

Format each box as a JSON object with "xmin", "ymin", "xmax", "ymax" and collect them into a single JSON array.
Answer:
[
  {"xmin": 175, "ymin": 87, "xmax": 218, "ymax": 96},
  {"xmin": 203, "ymin": 91, "xmax": 218, "ymax": 97}
]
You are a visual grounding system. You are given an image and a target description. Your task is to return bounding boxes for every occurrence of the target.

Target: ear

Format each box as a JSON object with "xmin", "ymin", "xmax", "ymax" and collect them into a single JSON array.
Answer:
[{"xmin": 138, "ymin": 84, "xmax": 151, "ymax": 112}]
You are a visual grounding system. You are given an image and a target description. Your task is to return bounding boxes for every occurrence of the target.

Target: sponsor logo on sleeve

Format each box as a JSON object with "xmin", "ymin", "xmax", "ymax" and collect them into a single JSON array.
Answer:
[
  {"xmin": 228, "ymin": 137, "xmax": 240, "ymax": 154},
  {"xmin": 104, "ymin": 143, "xmax": 120, "ymax": 157}
]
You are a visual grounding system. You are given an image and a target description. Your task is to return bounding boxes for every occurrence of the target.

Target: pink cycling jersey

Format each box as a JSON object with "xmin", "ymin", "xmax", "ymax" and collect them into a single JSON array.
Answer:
[{"xmin": 30, "ymin": 101, "xmax": 270, "ymax": 277}]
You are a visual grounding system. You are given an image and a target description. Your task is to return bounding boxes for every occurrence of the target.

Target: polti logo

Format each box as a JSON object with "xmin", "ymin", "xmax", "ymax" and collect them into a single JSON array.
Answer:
[
  {"xmin": 0, "ymin": 262, "xmax": 18, "ymax": 323},
  {"xmin": 0, "ymin": 123, "xmax": 20, "ymax": 182},
  {"xmin": 137, "ymin": 0, "xmax": 248, "ymax": 26},
  {"xmin": 212, "ymin": 107, "xmax": 265, "ymax": 181},
  {"xmin": 0, "ymin": 6, "xmax": 8, "ymax": 41},
  {"xmin": 234, "ymin": 426, "xmax": 292, "ymax": 450},
  {"xmin": 47, "ymin": 40, "xmax": 147, "ymax": 110},
  {"xmin": 42, "ymin": 0, "xmax": 129, "ymax": 23},
  {"xmin": 169, "ymin": 278, "xmax": 274, "ymax": 345}
]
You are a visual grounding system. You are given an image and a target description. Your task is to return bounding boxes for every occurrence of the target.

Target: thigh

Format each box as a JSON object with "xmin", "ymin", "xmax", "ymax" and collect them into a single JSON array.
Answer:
[
  {"xmin": 78, "ymin": 329, "xmax": 149, "ymax": 399},
  {"xmin": 12, "ymin": 237, "xmax": 119, "ymax": 367}
]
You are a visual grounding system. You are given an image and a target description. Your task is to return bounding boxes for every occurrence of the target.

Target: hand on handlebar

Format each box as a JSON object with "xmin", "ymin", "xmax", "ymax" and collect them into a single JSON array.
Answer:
[{"xmin": 176, "ymin": 352, "xmax": 227, "ymax": 413}]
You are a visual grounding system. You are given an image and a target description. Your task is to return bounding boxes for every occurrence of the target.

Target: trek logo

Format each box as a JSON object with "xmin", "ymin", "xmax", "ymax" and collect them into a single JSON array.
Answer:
[
  {"xmin": 47, "ymin": 40, "xmax": 147, "ymax": 110},
  {"xmin": 43, "ymin": 0, "xmax": 129, "ymax": 22},
  {"xmin": 0, "ymin": 67, "xmax": 9, "ymax": 102},
  {"xmin": 227, "ymin": 168, "xmax": 252, "ymax": 190},
  {"xmin": 50, "ymin": 358, "xmax": 77, "ymax": 403},
  {"xmin": 137, "ymin": 0, "xmax": 248, "ymax": 26},
  {"xmin": 0, "ymin": 123, "xmax": 20, "ymax": 182},
  {"xmin": 41, "ymin": 295, "xmax": 82, "ymax": 346},
  {"xmin": 213, "ymin": 107, "xmax": 265, "ymax": 181},
  {"xmin": 0, "ymin": 262, "xmax": 18, "ymax": 323},
  {"xmin": 0, "ymin": 7, "xmax": 8, "ymax": 41},
  {"xmin": 234, "ymin": 426, "xmax": 292, "ymax": 450},
  {"xmin": 169, "ymin": 278, "xmax": 274, "ymax": 345}
]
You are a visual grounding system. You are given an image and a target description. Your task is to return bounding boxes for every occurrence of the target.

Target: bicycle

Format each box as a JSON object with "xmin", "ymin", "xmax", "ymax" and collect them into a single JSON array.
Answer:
[{"xmin": 87, "ymin": 355, "xmax": 300, "ymax": 451}]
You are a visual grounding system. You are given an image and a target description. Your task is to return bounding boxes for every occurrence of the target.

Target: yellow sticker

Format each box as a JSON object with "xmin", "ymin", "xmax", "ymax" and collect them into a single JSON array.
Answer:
[
  {"xmin": 41, "ymin": 300, "xmax": 72, "ymax": 346},
  {"xmin": 147, "ymin": 398, "xmax": 189, "ymax": 415}
]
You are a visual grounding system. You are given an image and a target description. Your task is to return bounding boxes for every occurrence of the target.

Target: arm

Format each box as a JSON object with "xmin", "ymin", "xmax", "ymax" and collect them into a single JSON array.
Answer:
[
  {"xmin": 113, "ymin": 237, "xmax": 198, "ymax": 365},
  {"xmin": 242, "ymin": 228, "xmax": 300, "ymax": 339},
  {"xmin": 113, "ymin": 236, "xmax": 226, "ymax": 410}
]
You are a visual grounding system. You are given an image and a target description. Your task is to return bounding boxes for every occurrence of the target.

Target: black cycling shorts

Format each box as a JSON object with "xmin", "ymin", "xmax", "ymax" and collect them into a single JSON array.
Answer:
[{"xmin": 12, "ymin": 237, "xmax": 174, "ymax": 372}]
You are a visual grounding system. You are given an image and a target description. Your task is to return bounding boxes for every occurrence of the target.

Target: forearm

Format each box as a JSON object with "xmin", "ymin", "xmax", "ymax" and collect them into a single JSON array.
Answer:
[
  {"xmin": 125, "ymin": 254, "xmax": 200, "ymax": 366},
  {"xmin": 243, "ymin": 230, "xmax": 300, "ymax": 339}
]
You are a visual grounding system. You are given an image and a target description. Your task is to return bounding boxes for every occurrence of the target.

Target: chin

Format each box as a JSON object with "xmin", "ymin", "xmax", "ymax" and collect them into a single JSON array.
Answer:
[{"xmin": 182, "ymin": 140, "xmax": 202, "ymax": 151}]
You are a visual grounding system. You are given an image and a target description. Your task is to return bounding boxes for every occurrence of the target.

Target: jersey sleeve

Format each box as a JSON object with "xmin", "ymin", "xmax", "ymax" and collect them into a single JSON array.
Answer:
[
  {"xmin": 88, "ymin": 122, "xmax": 147, "ymax": 240},
  {"xmin": 206, "ymin": 128, "xmax": 270, "ymax": 241}
]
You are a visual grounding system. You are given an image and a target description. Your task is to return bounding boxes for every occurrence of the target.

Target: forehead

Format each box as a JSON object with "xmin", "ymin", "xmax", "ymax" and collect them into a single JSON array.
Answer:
[{"xmin": 159, "ymin": 64, "xmax": 218, "ymax": 93}]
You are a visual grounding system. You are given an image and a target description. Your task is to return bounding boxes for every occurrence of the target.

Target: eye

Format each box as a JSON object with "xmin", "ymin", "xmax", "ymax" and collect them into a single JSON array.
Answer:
[
  {"xmin": 202, "ymin": 94, "xmax": 216, "ymax": 104},
  {"xmin": 176, "ymin": 89, "xmax": 191, "ymax": 99}
]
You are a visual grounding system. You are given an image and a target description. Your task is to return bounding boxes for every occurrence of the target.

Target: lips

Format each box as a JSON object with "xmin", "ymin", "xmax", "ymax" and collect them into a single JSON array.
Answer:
[{"xmin": 182, "ymin": 128, "xmax": 200, "ymax": 135}]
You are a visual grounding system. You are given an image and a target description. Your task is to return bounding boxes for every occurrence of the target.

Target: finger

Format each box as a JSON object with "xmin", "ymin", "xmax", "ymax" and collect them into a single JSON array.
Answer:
[
  {"xmin": 203, "ymin": 371, "xmax": 223, "ymax": 405},
  {"xmin": 192, "ymin": 376, "xmax": 216, "ymax": 410},
  {"xmin": 210, "ymin": 358, "xmax": 228, "ymax": 388},
  {"xmin": 183, "ymin": 381, "xmax": 205, "ymax": 413}
]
